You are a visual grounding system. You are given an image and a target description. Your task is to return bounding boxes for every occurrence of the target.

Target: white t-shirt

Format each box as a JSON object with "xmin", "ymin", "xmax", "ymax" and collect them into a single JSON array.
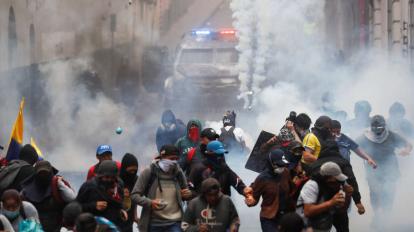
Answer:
[{"xmin": 296, "ymin": 180, "xmax": 321, "ymax": 224}]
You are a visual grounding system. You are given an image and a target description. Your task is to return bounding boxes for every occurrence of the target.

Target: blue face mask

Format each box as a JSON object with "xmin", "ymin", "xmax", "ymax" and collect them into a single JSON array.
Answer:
[{"xmin": 3, "ymin": 209, "xmax": 20, "ymax": 220}]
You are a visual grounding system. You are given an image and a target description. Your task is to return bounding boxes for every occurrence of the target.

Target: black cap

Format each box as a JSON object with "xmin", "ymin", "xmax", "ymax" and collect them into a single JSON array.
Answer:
[
  {"xmin": 97, "ymin": 160, "xmax": 118, "ymax": 177},
  {"xmin": 314, "ymin": 116, "xmax": 332, "ymax": 130},
  {"xmin": 201, "ymin": 128, "xmax": 219, "ymax": 140},
  {"xmin": 35, "ymin": 160, "xmax": 58, "ymax": 175},
  {"xmin": 159, "ymin": 144, "xmax": 179, "ymax": 158}
]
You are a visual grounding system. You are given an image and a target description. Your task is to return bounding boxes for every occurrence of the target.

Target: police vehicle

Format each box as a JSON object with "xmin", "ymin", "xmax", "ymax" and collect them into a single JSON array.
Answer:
[{"xmin": 164, "ymin": 28, "xmax": 241, "ymax": 110}]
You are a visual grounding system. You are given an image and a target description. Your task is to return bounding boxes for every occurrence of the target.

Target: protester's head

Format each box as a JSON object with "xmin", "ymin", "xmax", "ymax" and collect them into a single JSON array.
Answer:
[
  {"xmin": 294, "ymin": 113, "xmax": 312, "ymax": 137},
  {"xmin": 200, "ymin": 128, "xmax": 219, "ymax": 145},
  {"xmin": 96, "ymin": 145, "xmax": 112, "ymax": 162},
  {"xmin": 75, "ymin": 213, "xmax": 97, "ymax": 232},
  {"xmin": 19, "ymin": 144, "xmax": 39, "ymax": 165},
  {"xmin": 201, "ymin": 178, "xmax": 222, "ymax": 206},
  {"xmin": 161, "ymin": 109, "xmax": 176, "ymax": 131},
  {"xmin": 205, "ymin": 141, "xmax": 227, "ymax": 169},
  {"xmin": 1, "ymin": 189, "xmax": 22, "ymax": 221},
  {"xmin": 63, "ymin": 201, "xmax": 83, "ymax": 229},
  {"xmin": 157, "ymin": 145, "xmax": 179, "ymax": 173},
  {"xmin": 354, "ymin": 100, "xmax": 372, "ymax": 118},
  {"xmin": 34, "ymin": 160, "xmax": 57, "ymax": 187},
  {"xmin": 319, "ymin": 162, "xmax": 347, "ymax": 189},
  {"xmin": 389, "ymin": 102, "xmax": 406, "ymax": 119},
  {"xmin": 223, "ymin": 110, "xmax": 236, "ymax": 127},
  {"xmin": 97, "ymin": 160, "xmax": 118, "ymax": 189},
  {"xmin": 120, "ymin": 153, "xmax": 138, "ymax": 185},
  {"xmin": 314, "ymin": 115, "xmax": 332, "ymax": 140},
  {"xmin": 268, "ymin": 149, "xmax": 289, "ymax": 175},
  {"xmin": 187, "ymin": 120, "xmax": 201, "ymax": 142},
  {"xmin": 279, "ymin": 213, "xmax": 305, "ymax": 232},
  {"xmin": 278, "ymin": 128, "xmax": 295, "ymax": 142},
  {"xmin": 371, "ymin": 115, "xmax": 387, "ymax": 136},
  {"xmin": 331, "ymin": 120, "xmax": 341, "ymax": 137}
]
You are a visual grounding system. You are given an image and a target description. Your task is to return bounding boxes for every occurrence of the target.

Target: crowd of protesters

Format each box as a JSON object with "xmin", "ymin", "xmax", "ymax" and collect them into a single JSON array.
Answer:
[{"xmin": 0, "ymin": 100, "xmax": 412, "ymax": 232}]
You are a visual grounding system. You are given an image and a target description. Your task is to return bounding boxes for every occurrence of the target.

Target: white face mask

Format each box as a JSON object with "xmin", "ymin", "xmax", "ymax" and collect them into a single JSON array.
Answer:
[
  {"xmin": 273, "ymin": 167, "xmax": 285, "ymax": 175},
  {"xmin": 158, "ymin": 159, "xmax": 177, "ymax": 172}
]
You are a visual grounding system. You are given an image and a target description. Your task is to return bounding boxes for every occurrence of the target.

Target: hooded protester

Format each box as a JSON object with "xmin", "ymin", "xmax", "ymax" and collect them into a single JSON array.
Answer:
[
  {"xmin": 175, "ymin": 119, "xmax": 202, "ymax": 160},
  {"xmin": 218, "ymin": 110, "xmax": 248, "ymax": 155},
  {"xmin": 182, "ymin": 178, "xmax": 240, "ymax": 232},
  {"xmin": 356, "ymin": 115, "xmax": 412, "ymax": 230},
  {"xmin": 296, "ymin": 162, "xmax": 353, "ymax": 232},
  {"xmin": 0, "ymin": 189, "xmax": 40, "ymax": 232},
  {"xmin": 156, "ymin": 110, "xmax": 186, "ymax": 152},
  {"xmin": 61, "ymin": 202, "xmax": 83, "ymax": 232},
  {"xmin": 87, "ymin": 145, "xmax": 121, "ymax": 181},
  {"xmin": 131, "ymin": 145, "xmax": 191, "ymax": 232},
  {"xmin": 387, "ymin": 102, "xmax": 414, "ymax": 138},
  {"xmin": 346, "ymin": 100, "xmax": 372, "ymax": 135},
  {"xmin": 192, "ymin": 141, "xmax": 249, "ymax": 197},
  {"xmin": 21, "ymin": 160, "xmax": 76, "ymax": 232},
  {"xmin": 77, "ymin": 160, "xmax": 127, "ymax": 229},
  {"xmin": 245, "ymin": 149, "xmax": 295, "ymax": 232},
  {"xmin": 119, "ymin": 153, "xmax": 139, "ymax": 232},
  {"xmin": 181, "ymin": 128, "xmax": 219, "ymax": 175},
  {"xmin": 0, "ymin": 144, "xmax": 38, "ymax": 194},
  {"xmin": 302, "ymin": 116, "xmax": 333, "ymax": 167}
]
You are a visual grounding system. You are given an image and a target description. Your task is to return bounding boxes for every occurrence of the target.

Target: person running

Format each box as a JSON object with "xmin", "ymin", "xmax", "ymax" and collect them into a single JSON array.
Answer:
[
  {"xmin": 182, "ymin": 178, "xmax": 240, "ymax": 232},
  {"xmin": 245, "ymin": 149, "xmax": 295, "ymax": 232}
]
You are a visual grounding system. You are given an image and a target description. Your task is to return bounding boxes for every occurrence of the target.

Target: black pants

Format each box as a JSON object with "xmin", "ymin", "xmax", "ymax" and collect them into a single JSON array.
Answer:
[{"xmin": 332, "ymin": 211, "xmax": 349, "ymax": 232}]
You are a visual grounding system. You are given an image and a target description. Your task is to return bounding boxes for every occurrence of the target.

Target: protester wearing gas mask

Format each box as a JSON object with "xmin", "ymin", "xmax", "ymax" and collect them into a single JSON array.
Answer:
[
  {"xmin": 245, "ymin": 149, "xmax": 295, "ymax": 232},
  {"xmin": 1, "ymin": 189, "xmax": 39, "ymax": 232},
  {"xmin": 156, "ymin": 110, "xmax": 186, "ymax": 152},
  {"xmin": 77, "ymin": 160, "xmax": 128, "ymax": 230},
  {"xmin": 21, "ymin": 160, "xmax": 75, "ymax": 232},
  {"xmin": 131, "ymin": 145, "xmax": 190, "ymax": 232},
  {"xmin": 356, "ymin": 115, "xmax": 412, "ymax": 231}
]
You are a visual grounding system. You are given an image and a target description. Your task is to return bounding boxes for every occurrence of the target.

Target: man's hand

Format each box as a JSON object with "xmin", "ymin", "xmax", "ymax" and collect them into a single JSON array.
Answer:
[
  {"xmin": 398, "ymin": 148, "xmax": 411, "ymax": 156},
  {"xmin": 356, "ymin": 203, "xmax": 366, "ymax": 215},
  {"xmin": 151, "ymin": 199, "xmax": 164, "ymax": 210},
  {"xmin": 180, "ymin": 188, "xmax": 192, "ymax": 200},
  {"xmin": 245, "ymin": 196, "xmax": 256, "ymax": 207},
  {"xmin": 329, "ymin": 192, "xmax": 345, "ymax": 208},
  {"xmin": 96, "ymin": 201, "xmax": 108, "ymax": 211},
  {"xmin": 243, "ymin": 186, "xmax": 253, "ymax": 197},
  {"xmin": 120, "ymin": 209, "xmax": 128, "ymax": 221},
  {"xmin": 343, "ymin": 184, "xmax": 353, "ymax": 196},
  {"xmin": 199, "ymin": 224, "xmax": 209, "ymax": 232},
  {"xmin": 367, "ymin": 158, "xmax": 377, "ymax": 169}
]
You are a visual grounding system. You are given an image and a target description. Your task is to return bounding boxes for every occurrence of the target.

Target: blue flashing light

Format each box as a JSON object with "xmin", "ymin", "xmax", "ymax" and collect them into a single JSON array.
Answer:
[{"xmin": 192, "ymin": 29, "xmax": 212, "ymax": 36}]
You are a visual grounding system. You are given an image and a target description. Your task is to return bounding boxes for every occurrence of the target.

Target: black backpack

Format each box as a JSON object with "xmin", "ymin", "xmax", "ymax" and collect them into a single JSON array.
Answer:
[{"xmin": 0, "ymin": 160, "xmax": 30, "ymax": 195}]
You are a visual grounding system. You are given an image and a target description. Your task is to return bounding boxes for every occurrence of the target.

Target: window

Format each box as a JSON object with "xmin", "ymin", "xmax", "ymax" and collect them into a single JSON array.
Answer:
[
  {"xmin": 179, "ymin": 49, "xmax": 214, "ymax": 64},
  {"xmin": 216, "ymin": 48, "xmax": 238, "ymax": 64}
]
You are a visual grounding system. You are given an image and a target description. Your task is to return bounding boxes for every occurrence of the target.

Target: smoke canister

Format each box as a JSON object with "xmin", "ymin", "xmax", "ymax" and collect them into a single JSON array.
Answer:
[{"xmin": 116, "ymin": 127, "xmax": 123, "ymax": 134}]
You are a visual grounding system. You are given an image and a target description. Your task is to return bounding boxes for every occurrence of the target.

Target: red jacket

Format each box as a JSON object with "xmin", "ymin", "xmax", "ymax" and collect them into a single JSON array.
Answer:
[{"xmin": 87, "ymin": 161, "xmax": 122, "ymax": 180}]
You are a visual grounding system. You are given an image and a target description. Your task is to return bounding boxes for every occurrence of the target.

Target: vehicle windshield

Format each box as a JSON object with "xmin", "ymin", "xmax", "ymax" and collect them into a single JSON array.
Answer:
[
  {"xmin": 216, "ymin": 48, "xmax": 238, "ymax": 64},
  {"xmin": 179, "ymin": 49, "xmax": 214, "ymax": 64}
]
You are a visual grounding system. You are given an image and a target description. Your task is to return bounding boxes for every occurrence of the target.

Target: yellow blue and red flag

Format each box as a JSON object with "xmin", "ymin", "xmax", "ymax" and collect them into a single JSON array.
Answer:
[
  {"xmin": 6, "ymin": 98, "xmax": 25, "ymax": 161},
  {"xmin": 31, "ymin": 137, "xmax": 44, "ymax": 160}
]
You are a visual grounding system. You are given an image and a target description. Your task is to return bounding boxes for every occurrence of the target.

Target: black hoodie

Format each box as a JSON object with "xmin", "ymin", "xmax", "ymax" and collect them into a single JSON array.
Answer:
[{"xmin": 9, "ymin": 144, "xmax": 38, "ymax": 191}]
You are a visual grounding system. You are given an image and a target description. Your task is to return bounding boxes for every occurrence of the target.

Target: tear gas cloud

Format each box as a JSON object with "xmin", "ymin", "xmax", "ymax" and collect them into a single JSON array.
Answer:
[{"xmin": 231, "ymin": 0, "xmax": 414, "ymax": 230}]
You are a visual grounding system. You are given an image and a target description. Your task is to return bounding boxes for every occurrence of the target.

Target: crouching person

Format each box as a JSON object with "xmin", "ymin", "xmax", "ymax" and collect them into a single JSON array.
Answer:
[
  {"xmin": 131, "ymin": 145, "xmax": 192, "ymax": 232},
  {"xmin": 182, "ymin": 178, "xmax": 240, "ymax": 232}
]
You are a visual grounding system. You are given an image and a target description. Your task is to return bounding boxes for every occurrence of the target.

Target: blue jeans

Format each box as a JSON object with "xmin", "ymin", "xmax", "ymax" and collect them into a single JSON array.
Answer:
[{"xmin": 149, "ymin": 222, "xmax": 182, "ymax": 232}]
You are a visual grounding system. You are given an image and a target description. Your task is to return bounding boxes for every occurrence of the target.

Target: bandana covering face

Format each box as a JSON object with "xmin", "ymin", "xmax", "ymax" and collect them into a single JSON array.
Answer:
[
  {"xmin": 189, "ymin": 127, "xmax": 200, "ymax": 142},
  {"xmin": 158, "ymin": 159, "xmax": 177, "ymax": 172},
  {"xmin": 364, "ymin": 128, "xmax": 389, "ymax": 144}
]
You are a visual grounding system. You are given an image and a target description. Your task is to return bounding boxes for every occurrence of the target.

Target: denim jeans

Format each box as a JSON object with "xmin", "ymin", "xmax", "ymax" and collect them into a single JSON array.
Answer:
[{"xmin": 149, "ymin": 222, "xmax": 182, "ymax": 232}]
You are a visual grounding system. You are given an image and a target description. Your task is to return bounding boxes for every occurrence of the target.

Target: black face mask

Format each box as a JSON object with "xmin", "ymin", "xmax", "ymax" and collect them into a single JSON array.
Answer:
[
  {"xmin": 99, "ymin": 179, "xmax": 115, "ymax": 189},
  {"xmin": 121, "ymin": 171, "xmax": 137, "ymax": 185},
  {"xmin": 35, "ymin": 173, "xmax": 52, "ymax": 187},
  {"xmin": 200, "ymin": 144, "xmax": 207, "ymax": 155},
  {"xmin": 205, "ymin": 154, "xmax": 225, "ymax": 169}
]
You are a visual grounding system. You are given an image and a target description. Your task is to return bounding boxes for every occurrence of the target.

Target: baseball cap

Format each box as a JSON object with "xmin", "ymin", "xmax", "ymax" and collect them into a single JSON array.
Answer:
[
  {"xmin": 200, "ymin": 128, "xmax": 219, "ymax": 140},
  {"xmin": 320, "ymin": 162, "xmax": 347, "ymax": 182},
  {"xmin": 206, "ymin": 141, "xmax": 228, "ymax": 155},
  {"xmin": 269, "ymin": 149, "xmax": 290, "ymax": 167},
  {"xmin": 159, "ymin": 144, "xmax": 179, "ymax": 158},
  {"xmin": 35, "ymin": 160, "xmax": 58, "ymax": 174},
  {"xmin": 96, "ymin": 145, "xmax": 112, "ymax": 156}
]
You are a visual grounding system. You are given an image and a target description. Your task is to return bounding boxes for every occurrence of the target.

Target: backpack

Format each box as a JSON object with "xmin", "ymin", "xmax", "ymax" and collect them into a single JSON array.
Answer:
[
  {"xmin": 0, "ymin": 160, "xmax": 30, "ymax": 194},
  {"xmin": 142, "ymin": 164, "xmax": 181, "ymax": 197}
]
